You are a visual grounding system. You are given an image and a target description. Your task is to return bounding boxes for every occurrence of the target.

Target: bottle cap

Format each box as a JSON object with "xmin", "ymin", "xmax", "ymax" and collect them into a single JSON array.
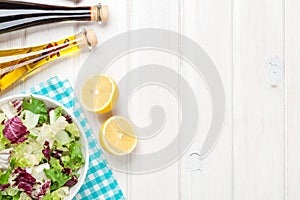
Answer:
[
  {"xmin": 77, "ymin": 28, "xmax": 98, "ymax": 49},
  {"xmin": 86, "ymin": 29, "xmax": 98, "ymax": 47},
  {"xmin": 100, "ymin": 5, "xmax": 109, "ymax": 23},
  {"xmin": 91, "ymin": 4, "xmax": 108, "ymax": 23}
]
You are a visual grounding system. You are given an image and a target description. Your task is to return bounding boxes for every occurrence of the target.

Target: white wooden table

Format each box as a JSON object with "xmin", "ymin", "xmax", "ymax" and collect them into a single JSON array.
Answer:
[{"xmin": 0, "ymin": 0, "xmax": 299, "ymax": 199}]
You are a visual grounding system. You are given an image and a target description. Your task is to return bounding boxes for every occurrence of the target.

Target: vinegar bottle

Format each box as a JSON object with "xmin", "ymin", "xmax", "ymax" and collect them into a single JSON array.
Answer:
[
  {"xmin": 0, "ymin": 1, "xmax": 108, "ymax": 34},
  {"xmin": 0, "ymin": 28, "xmax": 98, "ymax": 93}
]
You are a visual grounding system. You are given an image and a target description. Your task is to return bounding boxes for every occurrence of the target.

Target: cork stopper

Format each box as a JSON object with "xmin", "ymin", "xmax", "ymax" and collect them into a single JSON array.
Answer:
[
  {"xmin": 86, "ymin": 29, "xmax": 98, "ymax": 47},
  {"xmin": 77, "ymin": 28, "xmax": 98, "ymax": 49},
  {"xmin": 90, "ymin": 4, "xmax": 108, "ymax": 23},
  {"xmin": 100, "ymin": 5, "xmax": 108, "ymax": 23}
]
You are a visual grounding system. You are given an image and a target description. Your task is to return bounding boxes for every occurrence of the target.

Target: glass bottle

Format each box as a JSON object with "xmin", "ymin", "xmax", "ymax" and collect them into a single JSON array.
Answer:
[
  {"xmin": 0, "ymin": 1, "xmax": 108, "ymax": 34},
  {"xmin": 0, "ymin": 28, "xmax": 98, "ymax": 93}
]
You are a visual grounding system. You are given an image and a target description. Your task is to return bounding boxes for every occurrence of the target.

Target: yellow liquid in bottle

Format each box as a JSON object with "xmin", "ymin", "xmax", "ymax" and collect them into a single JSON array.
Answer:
[{"xmin": 0, "ymin": 35, "xmax": 80, "ymax": 93}]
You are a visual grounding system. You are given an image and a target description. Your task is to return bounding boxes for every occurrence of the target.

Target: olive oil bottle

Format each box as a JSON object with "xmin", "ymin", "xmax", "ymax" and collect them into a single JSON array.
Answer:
[{"xmin": 0, "ymin": 28, "xmax": 98, "ymax": 93}]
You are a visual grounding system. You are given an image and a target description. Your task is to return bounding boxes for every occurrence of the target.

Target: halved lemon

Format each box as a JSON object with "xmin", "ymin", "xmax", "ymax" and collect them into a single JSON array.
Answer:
[
  {"xmin": 100, "ymin": 116, "xmax": 137, "ymax": 156},
  {"xmin": 80, "ymin": 74, "xmax": 118, "ymax": 113}
]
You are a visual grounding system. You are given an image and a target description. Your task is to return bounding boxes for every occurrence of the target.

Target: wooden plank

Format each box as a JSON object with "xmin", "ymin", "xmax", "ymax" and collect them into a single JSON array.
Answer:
[
  {"xmin": 180, "ymin": 0, "xmax": 233, "ymax": 199},
  {"xmin": 286, "ymin": 0, "xmax": 300, "ymax": 199},
  {"xmin": 232, "ymin": 0, "xmax": 285, "ymax": 199},
  {"xmin": 75, "ymin": 0, "xmax": 131, "ymax": 198},
  {"xmin": 126, "ymin": 0, "xmax": 181, "ymax": 199}
]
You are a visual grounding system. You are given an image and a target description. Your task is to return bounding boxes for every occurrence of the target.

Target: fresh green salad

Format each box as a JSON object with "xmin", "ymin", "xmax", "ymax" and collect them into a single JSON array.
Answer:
[{"xmin": 0, "ymin": 96, "xmax": 85, "ymax": 200}]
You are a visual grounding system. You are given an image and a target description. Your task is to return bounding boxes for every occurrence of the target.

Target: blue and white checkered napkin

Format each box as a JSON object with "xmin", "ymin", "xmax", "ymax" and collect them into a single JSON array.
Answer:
[{"xmin": 23, "ymin": 76, "xmax": 124, "ymax": 200}]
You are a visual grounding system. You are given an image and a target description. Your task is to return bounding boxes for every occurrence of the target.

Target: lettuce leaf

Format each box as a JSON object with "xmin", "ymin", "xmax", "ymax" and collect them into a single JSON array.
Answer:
[
  {"xmin": 11, "ymin": 139, "xmax": 44, "ymax": 168},
  {"xmin": 13, "ymin": 193, "xmax": 21, "ymax": 200},
  {"xmin": 22, "ymin": 97, "xmax": 48, "ymax": 125},
  {"xmin": 0, "ymin": 113, "xmax": 7, "ymax": 124},
  {"xmin": 36, "ymin": 116, "xmax": 68, "ymax": 148},
  {"xmin": 0, "ymin": 125, "xmax": 10, "ymax": 151},
  {"xmin": 31, "ymin": 163, "xmax": 50, "ymax": 183},
  {"xmin": 0, "ymin": 169, "xmax": 11, "ymax": 185},
  {"xmin": 40, "ymin": 192, "xmax": 51, "ymax": 200},
  {"xmin": 49, "ymin": 157, "xmax": 63, "ymax": 172},
  {"xmin": 65, "ymin": 123, "xmax": 80, "ymax": 139},
  {"xmin": 44, "ymin": 153, "xmax": 81, "ymax": 191},
  {"xmin": 0, "ymin": 193, "xmax": 10, "ymax": 200},
  {"xmin": 54, "ymin": 131, "xmax": 70, "ymax": 146},
  {"xmin": 45, "ymin": 187, "xmax": 69, "ymax": 200},
  {"xmin": 1, "ymin": 103, "xmax": 18, "ymax": 119},
  {"xmin": 49, "ymin": 107, "xmax": 63, "ymax": 125},
  {"xmin": 44, "ymin": 169, "xmax": 70, "ymax": 191},
  {"xmin": 50, "ymin": 116, "xmax": 68, "ymax": 134},
  {"xmin": 62, "ymin": 142, "xmax": 84, "ymax": 171},
  {"xmin": 36, "ymin": 125, "xmax": 55, "ymax": 148},
  {"xmin": 0, "ymin": 189, "xmax": 20, "ymax": 200},
  {"xmin": 20, "ymin": 110, "xmax": 40, "ymax": 130},
  {"xmin": 2, "ymin": 186, "xmax": 19, "ymax": 196},
  {"xmin": 18, "ymin": 192, "xmax": 31, "ymax": 200}
]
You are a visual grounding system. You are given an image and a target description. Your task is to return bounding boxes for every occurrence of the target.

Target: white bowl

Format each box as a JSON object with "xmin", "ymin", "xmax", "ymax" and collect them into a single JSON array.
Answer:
[{"xmin": 0, "ymin": 94, "xmax": 89, "ymax": 200}]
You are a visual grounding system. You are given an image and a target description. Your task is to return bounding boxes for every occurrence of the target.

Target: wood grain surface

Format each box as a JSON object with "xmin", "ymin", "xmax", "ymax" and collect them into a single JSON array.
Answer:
[{"xmin": 0, "ymin": 0, "xmax": 297, "ymax": 199}]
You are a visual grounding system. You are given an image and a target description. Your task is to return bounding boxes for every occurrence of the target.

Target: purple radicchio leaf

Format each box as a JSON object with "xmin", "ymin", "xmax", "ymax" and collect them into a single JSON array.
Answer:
[
  {"xmin": 33, "ymin": 180, "xmax": 51, "ymax": 200},
  {"xmin": 13, "ymin": 168, "xmax": 51, "ymax": 199},
  {"xmin": 62, "ymin": 168, "xmax": 72, "ymax": 176},
  {"xmin": 13, "ymin": 167, "xmax": 36, "ymax": 196},
  {"xmin": 12, "ymin": 99, "xmax": 23, "ymax": 113},
  {"xmin": 64, "ymin": 175, "xmax": 78, "ymax": 187},
  {"xmin": 42, "ymin": 141, "xmax": 50, "ymax": 161},
  {"xmin": 65, "ymin": 115, "xmax": 73, "ymax": 124},
  {"xmin": 51, "ymin": 149, "xmax": 65, "ymax": 167},
  {"xmin": 0, "ymin": 183, "xmax": 10, "ymax": 191},
  {"xmin": 3, "ymin": 117, "xmax": 29, "ymax": 144},
  {"xmin": 51, "ymin": 150, "xmax": 63, "ymax": 159}
]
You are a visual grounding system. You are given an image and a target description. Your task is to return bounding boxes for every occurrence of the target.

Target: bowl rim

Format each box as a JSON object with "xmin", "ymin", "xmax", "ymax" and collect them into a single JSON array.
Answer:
[{"xmin": 0, "ymin": 94, "xmax": 89, "ymax": 199}]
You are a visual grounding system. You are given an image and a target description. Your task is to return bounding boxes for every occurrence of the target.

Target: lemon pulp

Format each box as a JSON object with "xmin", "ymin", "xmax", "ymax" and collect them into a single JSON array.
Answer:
[
  {"xmin": 100, "ymin": 116, "xmax": 137, "ymax": 156},
  {"xmin": 80, "ymin": 74, "xmax": 118, "ymax": 113}
]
